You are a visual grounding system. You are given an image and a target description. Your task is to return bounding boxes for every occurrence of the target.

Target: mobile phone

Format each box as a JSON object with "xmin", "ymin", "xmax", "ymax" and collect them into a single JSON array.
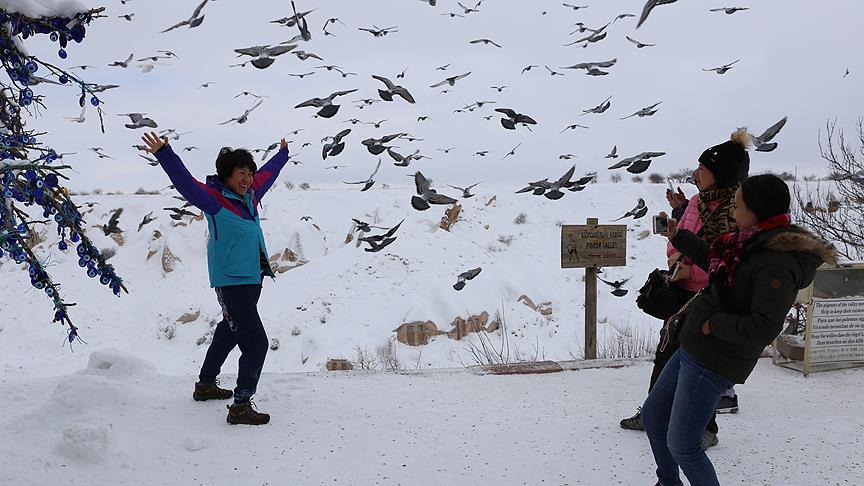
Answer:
[
  {"xmin": 653, "ymin": 215, "xmax": 669, "ymax": 234},
  {"xmin": 669, "ymin": 263, "xmax": 682, "ymax": 281},
  {"xmin": 667, "ymin": 180, "xmax": 674, "ymax": 192}
]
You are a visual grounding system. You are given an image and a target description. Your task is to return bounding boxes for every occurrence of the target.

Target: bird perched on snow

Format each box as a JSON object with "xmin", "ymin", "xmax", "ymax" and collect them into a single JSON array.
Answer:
[
  {"xmin": 745, "ymin": 117, "xmax": 788, "ymax": 152},
  {"xmin": 322, "ymin": 128, "xmax": 351, "ymax": 159},
  {"xmin": 119, "ymin": 113, "xmax": 158, "ymax": 129},
  {"xmin": 598, "ymin": 276, "xmax": 630, "ymax": 297},
  {"xmin": 496, "ymin": 108, "xmax": 537, "ymax": 130},
  {"xmin": 703, "ymin": 59, "xmax": 739, "ymax": 75},
  {"xmin": 162, "ymin": 0, "xmax": 211, "ymax": 32},
  {"xmin": 343, "ymin": 159, "xmax": 382, "ymax": 192},
  {"xmin": 613, "ymin": 198, "xmax": 648, "ymax": 221},
  {"xmin": 294, "ymin": 89, "xmax": 358, "ymax": 118},
  {"xmin": 412, "ymin": 172, "xmax": 458, "ymax": 211},
  {"xmin": 447, "ymin": 182, "xmax": 481, "ymax": 198},
  {"xmin": 137, "ymin": 211, "xmax": 156, "ymax": 232},
  {"xmin": 709, "ymin": 7, "xmax": 749, "ymax": 14},
  {"xmin": 234, "ymin": 44, "xmax": 295, "ymax": 69},
  {"xmin": 371, "ymin": 75, "xmax": 416, "ymax": 103},
  {"xmin": 621, "ymin": 101, "xmax": 662, "ymax": 120},
  {"xmin": 430, "ymin": 72, "xmax": 471, "ymax": 88},
  {"xmin": 102, "ymin": 208, "xmax": 123, "ymax": 235},
  {"xmin": 608, "ymin": 151, "xmax": 666, "ymax": 174},
  {"xmin": 453, "ymin": 267, "xmax": 482, "ymax": 291},
  {"xmin": 359, "ymin": 220, "xmax": 404, "ymax": 253}
]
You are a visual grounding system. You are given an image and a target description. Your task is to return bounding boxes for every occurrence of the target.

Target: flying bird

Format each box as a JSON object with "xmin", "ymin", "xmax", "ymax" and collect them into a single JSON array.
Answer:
[
  {"xmin": 358, "ymin": 25, "xmax": 398, "ymax": 37},
  {"xmin": 626, "ymin": 36, "xmax": 655, "ymax": 48},
  {"xmin": 453, "ymin": 267, "xmax": 482, "ymax": 291},
  {"xmin": 220, "ymin": 99, "xmax": 263, "ymax": 125},
  {"xmin": 102, "ymin": 208, "xmax": 123, "ymax": 235},
  {"xmin": 613, "ymin": 198, "xmax": 648, "ymax": 221},
  {"xmin": 294, "ymin": 89, "xmax": 358, "ymax": 118},
  {"xmin": 447, "ymin": 182, "xmax": 481, "ymax": 198},
  {"xmin": 582, "ymin": 95, "xmax": 612, "ymax": 115},
  {"xmin": 598, "ymin": 276, "xmax": 630, "ymax": 297},
  {"xmin": 343, "ymin": 159, "xmax": 382, "ymax": 192},
  {"xmin": 637, "ymin": 0, "xmax": 679, "ymax": 28},
  {"xmin": 430, "ymin": 72, "xmax": 471, "ymax": 88},
  {"xmin": 359, "ymin": 220, "xmax": 404, "ymax": 253},
  {"xmin": 469, "ymin": 38, "xmax": 502, "ymax": 48},
  {"xmin": 709, "ymin": 7, "xmax": 749, "ymax": 14},
  {"xmin": 234, "ymin": 44, "xmax": 295, "ymax": 69},
  {"xmin": 560, "ymin": 58, "xmax": 617, "ymax": 76},
  {"xmin": 747, "ymin": 116, "xmax": 788, "ymax": 152},
  {"xmin": 108, "ymin": 53, "xmax": 134, "ymax": 68},
  {"xmin": 457, "ymin": 1, "xmax": 482, "ymax": 14},
  {"xmin": 119, "ymin": 113, "xmax": 158, "ymax": 129},
  {"xmin": 501, "ymin": 143, "xmax": 522, "ymax": 160},
  {"xmin": 162, "ymin": 0, "xmax": 211, "ymax": 32},
  {"xmin": 703, "ymin": 59, "xmax": 739, "ymax": 74},
  {"xmin": 495, "ymin": 108, "xmax": 537, "ymax": 130},
  {"xmin": 137, "ymin": 211, "xmax": 156, "ymax": 232},
  {"xmin": 412, "ymin": 172, "xmax": 458, "ymax": 211},
  {"xmin": 608, "ymin": 151, "xmax": 666, "ymax": 174},
  {"xmin": 620, "ymin": 101, "xmax": 662, "ymax": 120},
  {"xmin": 605, "ymin": 145, "xmax": 618, "ymax": 158},
  {"xmin": 561, "ymin": 123, "xmax": 589, "ymax": 133},
  {"xmin": 372, "ymin": 75, "xmax": 416, "ymax": 103}
]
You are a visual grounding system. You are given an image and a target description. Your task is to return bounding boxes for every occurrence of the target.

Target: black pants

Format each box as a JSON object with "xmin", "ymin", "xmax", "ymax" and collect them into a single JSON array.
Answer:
[
  {"xmin": 198, "ymin": 283, "xmax": 268, "ymax": 404},
  {"xmin": 650, "ymin": 335, "xmax": 719, "ymax": 434}
]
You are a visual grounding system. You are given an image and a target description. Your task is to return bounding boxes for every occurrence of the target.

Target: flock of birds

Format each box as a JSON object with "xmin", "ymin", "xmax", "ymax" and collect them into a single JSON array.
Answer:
[{"xmin": 59, "ymin": 0, "xmax": 804, "ymax": 296}]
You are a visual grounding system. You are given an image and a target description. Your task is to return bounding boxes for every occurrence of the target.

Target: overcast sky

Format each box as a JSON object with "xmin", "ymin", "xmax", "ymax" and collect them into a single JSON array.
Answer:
[{"xmin": 20, "ymin": 0, "xmax": 864, "ymax": 191}]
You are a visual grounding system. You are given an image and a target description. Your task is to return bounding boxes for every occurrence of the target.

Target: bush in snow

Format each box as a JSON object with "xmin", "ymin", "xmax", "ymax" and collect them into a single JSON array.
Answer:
[
  {"xmin": 648, "ymin": 173, "xmax": 665, "ymax": 184},
  {"xmin": 353, "ymin": 345, "xmax": 379, "ymax": 370},
  {"xmin": 497, "ymin": 234, "xmax": 514, "ymax": 246},
  {"xmin": 376, "ymin": 336, "xmax": 403, "ymax": 371},
  {"xmin": 513, "ymin": 212, "xmax": 528, "ymax": 225},
  {"xmin": 631, "ymin": 176, "xmax": 644, "ymax": 183},
  {"xmin": 610, "ymin": 173, "xmax": 622, "ymax": 183},
  {"xmin": 299, "ymin": 182, "xmax": 311, "ymax": 190}
]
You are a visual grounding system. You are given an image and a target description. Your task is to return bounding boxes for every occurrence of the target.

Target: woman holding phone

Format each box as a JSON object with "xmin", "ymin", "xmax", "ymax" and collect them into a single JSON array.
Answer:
[
  {"xmin": 620, "ymin": 130, "xmax": 752, "ymax": 446},
  {"xmin": 642, "ymin": 173, "xmax": 836, "ymax": 486}
]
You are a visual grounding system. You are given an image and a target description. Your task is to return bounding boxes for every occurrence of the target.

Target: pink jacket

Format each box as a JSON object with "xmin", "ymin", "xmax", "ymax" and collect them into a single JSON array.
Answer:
[{"xmin": 666, "ymin": 194, "xmax": 723, "ymax": 293}]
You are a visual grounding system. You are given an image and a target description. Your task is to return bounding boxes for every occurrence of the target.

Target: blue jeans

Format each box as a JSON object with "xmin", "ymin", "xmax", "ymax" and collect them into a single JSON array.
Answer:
[
  {"xmin": 642, "ymin": 348, "xmax": 733, "ymax": 486},
  {"xmin": 198, "ymin": 284, "xmax": 268, "ymax": 404}
]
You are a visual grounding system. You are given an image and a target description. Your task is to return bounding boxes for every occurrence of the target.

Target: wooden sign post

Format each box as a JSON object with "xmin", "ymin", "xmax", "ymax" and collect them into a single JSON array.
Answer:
[{"xmin": 561, "ymin": 218, "xmax": 627, "ymax": 359}]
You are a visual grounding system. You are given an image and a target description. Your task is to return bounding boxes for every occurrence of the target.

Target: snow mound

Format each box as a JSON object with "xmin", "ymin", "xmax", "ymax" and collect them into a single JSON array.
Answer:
[
  {"xmin": 54, "ymin": 422, "xmax": 112, "ymax": 463},
  {"xmin": 80, "ymin": 349, "xmax": 157, "ymax": 380},
  {"xmin": 48, "ymin": 375, "xmax": 125, "ymax": 411},
  {"xmin": 181, "ymin": 436, "xmax": 211, "ymax": 452}
]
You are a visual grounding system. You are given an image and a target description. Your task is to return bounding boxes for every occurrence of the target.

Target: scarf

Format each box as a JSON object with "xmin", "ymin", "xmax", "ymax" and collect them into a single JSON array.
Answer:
[
  {"xmin": 708, "ymin": 213, "xmax": 792, "ymax": 287},
  {"xmin": 697, "ymin": 185, "xmax": 739, "ymax": 243}
]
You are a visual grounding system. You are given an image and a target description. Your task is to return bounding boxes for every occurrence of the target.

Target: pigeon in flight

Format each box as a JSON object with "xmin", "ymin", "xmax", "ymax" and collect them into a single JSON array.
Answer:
[
  {"xmin": 637, "ymin": 0, "xmax": 678, "ymax": 28},
  {"xmin": 582, "ymin": 95, "xmax": 612, "ymax": 115},
  {"xmin": 65, "ymin": 106, "xmax": 86, "ymax": 124},
  {"xmin": 496, "ymin": 108, "xmax": 537, "ymax": 130},
  {"xmin": 358, "ymin": 25, "xmax": 398, "ymax": 37},
  {"xmin": 620, "ymin": 101, "xmax": 662, "ymax": 120},
  {"xmin": 598, "ymin": 276, "xmax": 630, "ymax": 297},
  {"xmin": 608, "ymin": 151, "xmax": 666, "ymax": 174},
  {"xmin": 703, "ymin": 59, "xmax": 739, "ymax": 74},
  {"xmin": 163, "ymin": 0, "xmax": 211, "ymax": 32},
  {"xmin": 545, "ymin": 166, "xmax": 577, "ymax": 200},
  {"xmin": 709, "ymin": 7, "xmax": 749, "ymax": 14},
  {"xmin": 220, "ymin": 99, "xmax": 264, "ymax": 125},
  {"xmin": 501, "ymin": 143, "xmax": 522, "ymax": 160},
  {"xmin": 560, "ymin": 59, "xmax": 617, "ymax": 76},
  {"xmin": 271, "ymin": 9, "xmax": 315, "ymax": 27},
  {"xmin": 453, "ymin": 267, "xmax": 482, "ymax": 291},
  {"xmin": 447, "ymin": 182, "xmax": 481, "ymax": 198},
  {"xmin": 289, "ymin": 1, "xmax": 312, "ymax": 41},
  {"xmin": 119, "ymin": 113, "xmax": 158, "ymax": 129},
  {"xmin": 469, "ymin": 38, "xmax": 502, "ymax": 48},
  {"xmin": 626, "ymin": 36, "xmax": 655, "ymax": 48},
  {"xmin": 234, "ymin": 45, "xmax": 295, "ymax": 69},
  {"xmin": 457, "ymin": 1, "xmax": 482, "ymax": 14},
  {"xmin": 362, "ymin": 133, "xmax": 403, "ymax": 155},
  {"xmin": 322, "ymin": 129, "xmax": 351, "ymax": 159},
  {"xmin": 198, "ymin": 81, "xmax": 216, "ymax": 89},
  {"xmin": 294, "ymin": 89, "xmax": 358, "ymax": 118},
  {"xmin": 430, "ymin": 72, "xmax": 471, "ymax": 88},
  {"xmin": 613, "ymin": 198, "xmax": 648, "ymax": 221},
  {"xmin": 102, "ymin": 208, "xmax": 123, "ymax": 236},
  {"xmin": 287, "ymin": 72, "xmax": 315, "ymax": 79},
  {"xmin": 359, "ymin": 220, "xmax": 404, "ymax": 253},
  {"xmin": 372, "ymin": 75, "xmax": 416, "ymax": 103},
  {"xmin": 490, "ymin": 86, "xmax": 508, "ymax": 92},
  {"xmin": 109, "ymin": 53, "xmax": 134, "ymax": 68},
  {"xmin": 412, "ymin": 172, "xmax": 458, "ymax": 211},
  {"xmin": 343, "ymin": 159, "xmax": 382, "ymax": 192},
  {"xmin": 292, "ymin": 50, "xmax": 324, "ymax": 61},
  {"xmin": 164, "ymin": 207, "xmax": 198, "ymax": 220},
  {"xmin": 139, "ymin": 153, "xmax": 159, "ymax": 167},
  {"xmin": 567, "ymin": 173, "xmax": 597, "ymax": 192},
  {"xmin": 562, "ymin": 4, "xmax": 589, "ymax": 10},
  {"xmin": 561, "ymin": 123, "xmax": 589, "ymax": 133},
  {"xmin": 605, "ymin": 145, "xmax": 618, "ymax": 158},
  {"xmin": 137, "ymin": 211, "xmax": 156, "ymax": 232},
  {"xmin": 521, "ymin": 65, "xmax": 539, "ymax": 74},
  {"xmin": 747, "ymin": 116, "xmax": 788, "ymax": 152}
]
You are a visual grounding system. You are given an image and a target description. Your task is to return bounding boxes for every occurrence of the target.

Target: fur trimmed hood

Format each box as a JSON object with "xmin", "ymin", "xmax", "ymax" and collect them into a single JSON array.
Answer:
[{"xmin": 755, "ymin": 225, "xmax": 838, "ymax": 290}]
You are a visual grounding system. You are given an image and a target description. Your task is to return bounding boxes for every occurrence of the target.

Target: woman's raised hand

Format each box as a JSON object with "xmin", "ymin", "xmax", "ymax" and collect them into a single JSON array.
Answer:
[{"xmin": 141, "ymin": 131, "xmax": 169, "ymax": 154}]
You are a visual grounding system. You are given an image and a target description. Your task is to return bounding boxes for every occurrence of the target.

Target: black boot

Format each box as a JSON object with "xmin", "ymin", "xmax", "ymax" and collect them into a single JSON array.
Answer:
[
  {"xmin": 226, "ymin": 400, "xmax": 270, "ymax": 425},
  {"xmin": 620, "ymin": 407, "xmax": 645, "ymax": 431},
  {"xmin": 193, "ymin": 380, "xmax": 233, "ymax": 401}
]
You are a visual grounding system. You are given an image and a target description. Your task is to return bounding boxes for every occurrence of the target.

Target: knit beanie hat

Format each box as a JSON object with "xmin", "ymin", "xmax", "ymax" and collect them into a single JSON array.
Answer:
[
  {"xmin": 740, "ymin": 174, "xmax": 791, "ymax": 221},
  {"xmin": 698, "ymin": 128, "xmax": 751, "ymax": 188}
]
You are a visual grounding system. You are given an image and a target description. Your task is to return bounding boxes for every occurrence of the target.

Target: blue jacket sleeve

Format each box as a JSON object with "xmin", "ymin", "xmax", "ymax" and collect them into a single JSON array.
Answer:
[
  {"xmin": 154, "ymin": 145, "xmax": 221, "ymax": 214},
  {"xmin": 251, "ymin": 147, "xmax": 290, "ymax": 201}
]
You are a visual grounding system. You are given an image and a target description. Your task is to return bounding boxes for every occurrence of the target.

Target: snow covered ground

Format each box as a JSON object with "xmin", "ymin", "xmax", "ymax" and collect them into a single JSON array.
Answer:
[
  {"xmin": 1, "ymin": 183, "xmax": 672, "ymax": 377},
  {"xmin": 1, "ymin": 349, "xmax": 862, "ymax": 486}
]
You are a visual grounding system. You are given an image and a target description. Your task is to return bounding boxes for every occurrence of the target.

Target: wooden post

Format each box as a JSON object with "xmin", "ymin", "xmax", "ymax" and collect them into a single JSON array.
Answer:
[{"xmin": 584, "ymin": 217, "xmax": 598, "ymax": 359}]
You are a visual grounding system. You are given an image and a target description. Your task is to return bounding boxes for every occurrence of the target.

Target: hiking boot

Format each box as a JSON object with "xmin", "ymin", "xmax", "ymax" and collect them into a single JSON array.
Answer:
[
  {"xmin": 226, "ymin": 400, "xmax": 270, "ymax": 425},
  {"xmin": 715, "ymin": 395, "xmax": 739, "ymax": 414},
  {"xmin": 620, "ymin": 408, "xmax": 645, "ymax": 431},
  {"xmin": 701, "ymin": 430, "xmax": 719, "ymax": 450},
  {"xmin": 193, "ymin": 380, "xmax": 233, "ymax": 401}
]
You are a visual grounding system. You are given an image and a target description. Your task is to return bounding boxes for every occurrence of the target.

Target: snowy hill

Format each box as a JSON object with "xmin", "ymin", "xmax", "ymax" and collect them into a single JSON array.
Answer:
[{"xmin": 1, "ymin": 183, "xmax": 671, "ymax": 377}]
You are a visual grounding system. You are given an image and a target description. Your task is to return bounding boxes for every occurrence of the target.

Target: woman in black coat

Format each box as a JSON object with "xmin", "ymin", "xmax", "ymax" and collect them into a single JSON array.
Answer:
[{"xmin": 642, "ymin": 174, "xmax": 836, "ymax": 486}]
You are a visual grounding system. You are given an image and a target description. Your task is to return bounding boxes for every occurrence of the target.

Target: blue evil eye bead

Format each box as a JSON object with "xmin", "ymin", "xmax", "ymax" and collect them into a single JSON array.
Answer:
[
  {"xmin": 54, "ymin": 213, "xmax": 63, "ymax": 222},
  {"xmin": 78, "ymin": 257, "xmax": 87, "ymax": 267},
  {"xmin": 58, "ymin": 241, "xmax": 67, "ymax": 251},
  {"xmin": 50, "ymin": 32, "xmax": 58, "ymax": 42},
  {"xmin": 70, "ymin": 232, "xmax": 80, "ymax": 243},
  {"xmin": 23, "ymin": 88, "xmax": 33, "ymax": 99},
  {"xmin": 24, "ymin": 169, "xmax": 36, "ymax": 180},
  {"xmin": 76, "ymin": 243, "xmax": 87, "ymax": 256},
  {"xmin": 33, "ymin": 280, "xmax": 46, "ymax": 289},
  {"xmin": 100, "ymin": 275, "xmax": 110, "ymax": 285},
  {"xmin": 3, "ymin": 189, "xmax": 12, "ymax": 198},
  {"xmin": 25, "ymin": 61, "xmax": 37, "ymax": 73},
  {"xmin": 45, "ymin": 174, "xmax": 58, "ymax": 187},
  {"xmin": 45, "ymin": 286, "xmax": 54, "ymax": 296},
  {"xmin": 58, "ymin": 48, "xmax": 67, "ymax": 59},
  {"xmin": 90, "ymin": 97, "xmax": 99, "ymax": 107},
  {"xmin": 35, "ymin": 179, "xmax": 44, "ymax": 189},
  {"xmin": 58, "ymin": 74, "xmax": 68, "ymax": 84},
  {"xmin": 83, "ymin": 254, "xmax": 91, "ymax": 262},
  {"xmin": 0, "ymin": 248, "xmax": 4, "ymax": 258},
  {"xmin": 87, "ymin": 268, "xmax": 98, "ymax": 278},
  {"xmin": 54, "ymin": 310, "xmax": 66, "ymax": 322}
]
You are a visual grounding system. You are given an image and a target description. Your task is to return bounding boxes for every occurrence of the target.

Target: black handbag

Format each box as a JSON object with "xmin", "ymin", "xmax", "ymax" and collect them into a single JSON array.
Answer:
[
  {"xmin": 636, "ymin": 264, "xmax": 684, "ymax": 321},
  {"xmin": 658, "ymin": 289, "xmax": 705, "ymax": 352}
]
